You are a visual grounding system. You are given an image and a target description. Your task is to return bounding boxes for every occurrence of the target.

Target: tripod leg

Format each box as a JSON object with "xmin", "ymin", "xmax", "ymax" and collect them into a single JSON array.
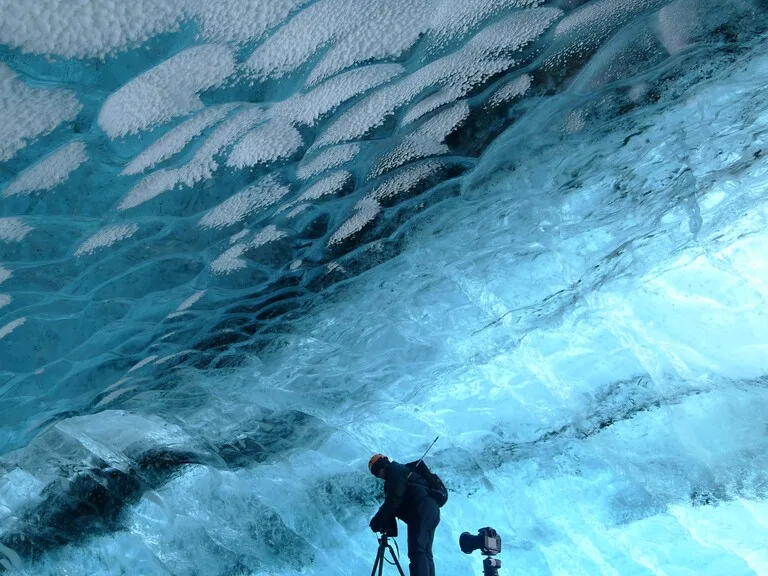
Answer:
[
  {"xmin": 386, "ymin": 545, "xmax": 407, "ymax": 576},
  {"xmin": 370, "ymin": 546, "xmax": 380, "ymax": 576},
  {"xmin": 371, "ymin": 542, "xmax": 386, "ymax": 576}
]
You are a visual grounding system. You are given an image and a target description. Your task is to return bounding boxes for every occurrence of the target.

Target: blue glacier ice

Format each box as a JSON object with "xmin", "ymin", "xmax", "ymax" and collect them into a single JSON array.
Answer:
[{"xmin": 1, "ymin": 0, "xmax": 767, "ymax": 574}]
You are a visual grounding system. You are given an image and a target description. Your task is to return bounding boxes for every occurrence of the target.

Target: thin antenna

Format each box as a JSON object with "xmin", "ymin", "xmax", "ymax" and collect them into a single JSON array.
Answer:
[{"xmin": 406, "ymin": 436, "xmax": 439, "ymax": 480}]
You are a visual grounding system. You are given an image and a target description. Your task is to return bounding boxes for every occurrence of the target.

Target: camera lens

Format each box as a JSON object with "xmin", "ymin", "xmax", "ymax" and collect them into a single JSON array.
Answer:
[{"xmin": 459, "ymin": 531, "xmax": 484, "ymax": 554}]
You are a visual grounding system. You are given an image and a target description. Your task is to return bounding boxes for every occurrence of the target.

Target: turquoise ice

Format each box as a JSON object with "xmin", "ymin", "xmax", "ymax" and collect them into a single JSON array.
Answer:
[{"xmin": 0, "ymin": 0, "xmax": 767, "ymax": 574}]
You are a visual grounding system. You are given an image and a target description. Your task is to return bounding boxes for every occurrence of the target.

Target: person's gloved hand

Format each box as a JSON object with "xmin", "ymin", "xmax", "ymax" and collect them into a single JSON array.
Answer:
[{"xmin": 369, "ymin": 516, "xmax": 382, "ymax": 533}]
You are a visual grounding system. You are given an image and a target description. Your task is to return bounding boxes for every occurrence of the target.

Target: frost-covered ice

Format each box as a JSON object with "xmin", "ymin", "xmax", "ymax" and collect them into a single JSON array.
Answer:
[
  {"xmin": 191, "ymin": 0, "xmax": 311, "ymax": 45},
  {"xmin": 372, "ymin": 102, "xmax": 469, "ymax": 177},
  {"xmin": 296, "ymin": 143, "xmax": 361, "ymax": 181},
  {"xmin": 73, "ymin": 223, "xmax": 139, "ymax": 257},
  {"xmin": 121, "ymin": 104, "xmax": 238, "ymax": 176},
  {"xmin": 3, "ymin": 141, "xmax": 87, "ymax": 196},
  {"xmin": 0, "ymin": 0, "xmax": 186, "ymax": 58},
  {"xmin": 313, "ymin": 7, "xmax": 561, "ymax": 148},
  {"xmin": 210, "ymin": 224, "xmax": 287, "ymax": 274},
  {"xmin": 0, "ymin": 64, "xmax": 81, "ymax": 162},
  {"xmin": 245, "ymin": 0, "xmax": 428, "ymax": 84},
  {"xmin": 98, "ymin": 44, "xmax": 236, "ymax": 139},
  {"xmin": 0, "ymin": 317, "xmax": 25, "ymax": 341},
  {"xmin": 226, "ymin": 120, "xmax": 302, "ymax": 169},
  {"xmin": 118, "ymin": 106, "xmax": 265, "ymax": 210},
  {"xmin": 1, "ymin": 1, "xmax": 768, "ymax": 575},
  {"xmin": 327, "ymin": 197, "xmax": 381, "ymax": 246},
  {"xmin": 272, "ymin": 64, "xmax": 403, "ymax": 127},
  {"xmin": 489, "ymin": 73, "xmax": 533, "ymax": 106},
  {"xmin": 297, "ymin": 170, "xmax": 351, "ymax": 202},
  {"xmin": 200, "ymin": 176, "xmax": 290, "ymax": 229},
  {"xmin": 167, "ymin": 290, "xmax": 207, "ymax": 319},
  {"xmin": 0, "ymin": 218, "xmax": 33, "ymax": 243}
]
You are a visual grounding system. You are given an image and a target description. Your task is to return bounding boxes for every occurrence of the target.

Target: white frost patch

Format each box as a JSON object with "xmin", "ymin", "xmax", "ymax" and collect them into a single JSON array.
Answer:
[
  {"xmin": 246, "ymin": 0, "xmax": 426, "ymax": 86},
  {"xmin": 210, "ymin": 225, "xmax": 286, "ymax": 274},
  {"xmin": 128, "ymin": 355, "xmax": 159, "ymax": 373},
  {"xmin": 0, "ymin": 218, "xmax": 33, "ymax": 243},
  {"xmin": 0, "ymin": 63, "xmax": 81, "ymax": 162},
  {"xmin": 429, "ymin": 0, "xmax": 546, "ymax": 47},
  {"xmin": 304, "ymin": 0, "xmax": 429, "ymax": 87},
  {"xmin": 657, "ymin": 0, "xmax": 699, "ymax": 56},
  {"xmin": 312, "ymin": 7, "xmax": 561, "ymax": 150},
  {"xmin": 554, "ymin": 0, "xmax": 664, "ymax": 38},
  {"xmin": 4, "ymin": 141, "xmax": 87, "ymax": 197},
  {"xmin": 368, "ymin": 161, "xmax": 444, "ymax": 202},
  {"xmin": 74, "ymin": 223, "xmax": 139, "ymax": 257},
  {"xmin": 273, "ymin": 64, "xmax": 403, "ymax": 127},
  {"xmin": 0, "ymin": 266, "xmax": 11, "ymax": 285},
  {"xmin": 118, "ymin": 107, "xmax": 265, "ymax": 211},
  {"xmin": 200, "ymin": 176, "xmax": 290, "ymax": 229},
  {"xmin": 226, "ymin": 120, "xmax": 302, "ymax": 169},
  {"xmin": 277, "ymin": 170, "xmax": 351, "ymax": 215},
  {"xmin": 296, "ymin": 144, "xmax": 360, "ymax": 181},
  {"xmin": 175, "ymin": 290, "xmax": 206, "ymax": 312},
  {"xmin": 372, "ymin": 102, "xmax": 469, "ymax": 178},
  {"xmin": 192, "ymin": 0, "xmax": 311, "ymax": 44},
  {"xmin": 0, "ymin": 0, "xmax": 186, "ymax": 58},
  {"xmin": 400, "ymin": 8, "xmax": 559, "ymax": 126},
  {"xmin": 489, "ymin": 74, "xmax": 533, "ymax": 106},
  {"xmin": 289, "ymin": 259, "xmax": 302, "ymax": 270},
  {"xmin": 0, "ymin": 295, "xmax": 11, "ymax": 310},
  {"xmin": 98, "ymin": 44, "xmax": 236, "ymax": 139},
  {"xmin": 286, "ymin": 204, "xmax": 311, "ymax": 219},
  {"xmin": 251, "ymin": 224, "xmax": 286, "ymax": 248},
  {"xmin": 167, "ymin": 290, "xmax": 206, "ymax": 319},
  {"xmin": 211, "ymin": 243, "xmax": 248, "ymax": 274},
  {"xmin": 94, "ymin": 387, "xmax": 136, "ymax": 409},
  {"xmin": 298, "ymin": 170, "xmax": 352, "ymax": 202},
  {"xmin": 0, "ymin": 317, "xmax": 25, "ymax": 341},
  {"xmin": 230, "ymin": 229, "xmax": 250, "ymax": 244},
  {"xmin": 327, "ymin": 197, "xmax": 381, "ymax": 246},
  {"xmin": 121, "ymin": 104, "xmax": 238, "ymax": 176}
]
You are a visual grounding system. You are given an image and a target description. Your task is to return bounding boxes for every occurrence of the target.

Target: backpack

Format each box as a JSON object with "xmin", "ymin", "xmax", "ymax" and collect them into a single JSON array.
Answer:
[{"xmin": 406, "ymin": 460, "xmax": 448, "ymax": 507}]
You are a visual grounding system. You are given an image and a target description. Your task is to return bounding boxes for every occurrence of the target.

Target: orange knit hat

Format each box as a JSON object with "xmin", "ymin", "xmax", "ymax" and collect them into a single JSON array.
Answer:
[{"xmin": 368, "ymin": 453, "xmax": 387, "ymax": 474}]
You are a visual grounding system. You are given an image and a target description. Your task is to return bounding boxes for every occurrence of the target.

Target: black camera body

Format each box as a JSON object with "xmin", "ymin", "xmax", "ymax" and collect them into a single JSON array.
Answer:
[
  {"xmin": 459, "ymin": 527, "xmax": 502, "ymax": 556},
  {"xmin": 459, "ymin": 527, "xmax": 503, "ymax": 576}
]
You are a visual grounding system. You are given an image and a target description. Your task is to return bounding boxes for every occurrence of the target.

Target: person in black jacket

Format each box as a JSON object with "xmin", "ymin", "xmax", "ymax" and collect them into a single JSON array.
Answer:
[{"xmin": 368, "ymin": 454, "xmax": 440, "ymax": 576}]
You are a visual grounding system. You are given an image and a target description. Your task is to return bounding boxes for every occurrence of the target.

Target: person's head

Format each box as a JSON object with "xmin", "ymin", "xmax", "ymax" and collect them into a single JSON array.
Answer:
[{"xmin": 368, "ymin": 454, "xmax": 390, "ymax": 479}]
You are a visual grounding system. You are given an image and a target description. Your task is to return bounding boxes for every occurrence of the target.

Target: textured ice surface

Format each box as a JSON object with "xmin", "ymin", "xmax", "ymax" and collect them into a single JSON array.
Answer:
[
  {"xmin": 120, "ymin": 104, "xmax": 238, "ymax": 176},
  {"xmin": 3, "ymin": 141, "xmax": 87, "ymax": 197},
  {"xmin": 98, "ymin": 44, "xmax": 236, "ymax": 139},
  {"xmin": 73, "ymin": 224, "xmax": 140, "ymax": 257},
  {"xmin": 1, "ymin": 0, "xmax": 768, "ymax": 575},
  {"xmin": 0, "ymin": 64, "xmax": 81, "ymax": 162},
  {"xmin": 200, "ymin": 176, "xmax": 290, "ymax": 229},
  {"xmin": 0, "ymin": 218, "xmax": 32, "ymax": 243},
  {"xmin": 296, "ymin": 144, "xmax": 361, "ymax": 181}
]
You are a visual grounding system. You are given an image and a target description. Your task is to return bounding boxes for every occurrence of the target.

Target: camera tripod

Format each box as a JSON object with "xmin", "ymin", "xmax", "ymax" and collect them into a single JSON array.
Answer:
[
  {"xmin": 370, "ymin": 533, "xmax": 406, "ymax": 576},
  {"xmin": 482, "ymin": 556, "xmax": 502, "ymax": 576}
]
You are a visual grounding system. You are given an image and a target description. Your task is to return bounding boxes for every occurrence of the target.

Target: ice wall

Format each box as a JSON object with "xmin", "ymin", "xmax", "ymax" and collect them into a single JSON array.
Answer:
[{"xmin": 1, "ymin": 0, "xmax": 767, "ymax": 574}]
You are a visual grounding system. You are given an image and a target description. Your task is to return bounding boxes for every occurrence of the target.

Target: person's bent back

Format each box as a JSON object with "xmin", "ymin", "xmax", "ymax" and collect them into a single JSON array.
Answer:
[{"xmin": 369, "ymin": 454, "xmax": 440, "ymax": 576}]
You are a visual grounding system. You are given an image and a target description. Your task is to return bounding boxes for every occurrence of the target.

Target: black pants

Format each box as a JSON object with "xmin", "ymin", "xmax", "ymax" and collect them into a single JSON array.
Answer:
[{"xmin": 406, "ymin": 499, "xmax": 440, "ymax": 576}]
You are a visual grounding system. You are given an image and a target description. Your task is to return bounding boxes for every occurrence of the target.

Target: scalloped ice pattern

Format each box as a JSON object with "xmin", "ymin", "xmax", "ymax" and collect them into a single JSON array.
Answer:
[{"xmin": 1, "ymin": 0, "xmax": 768, "ymax": 574}]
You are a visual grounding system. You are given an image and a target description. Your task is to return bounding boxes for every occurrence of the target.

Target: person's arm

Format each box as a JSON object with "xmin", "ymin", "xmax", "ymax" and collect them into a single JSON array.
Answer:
[{"xmin": 371, "ymin": 465, "xmax": 407, "ymax": 529}]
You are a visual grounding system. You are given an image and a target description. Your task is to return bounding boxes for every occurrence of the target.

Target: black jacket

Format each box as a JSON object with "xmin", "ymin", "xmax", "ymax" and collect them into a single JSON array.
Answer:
[{"xmin": 371, "ymin": 461, "xmax": 434, "ymax": 528}]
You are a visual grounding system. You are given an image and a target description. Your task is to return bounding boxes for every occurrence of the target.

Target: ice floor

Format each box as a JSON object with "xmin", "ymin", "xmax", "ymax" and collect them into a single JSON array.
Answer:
[{"xmin": 1, "ymin": 0, "xmax": 767, "ymax": 574}]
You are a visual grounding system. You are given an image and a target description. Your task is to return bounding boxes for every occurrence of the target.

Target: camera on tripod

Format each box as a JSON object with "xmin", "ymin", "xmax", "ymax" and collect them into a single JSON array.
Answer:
[{"xmin": 459, "ymin": 527, "xmax": 502, "ymax": 576}]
